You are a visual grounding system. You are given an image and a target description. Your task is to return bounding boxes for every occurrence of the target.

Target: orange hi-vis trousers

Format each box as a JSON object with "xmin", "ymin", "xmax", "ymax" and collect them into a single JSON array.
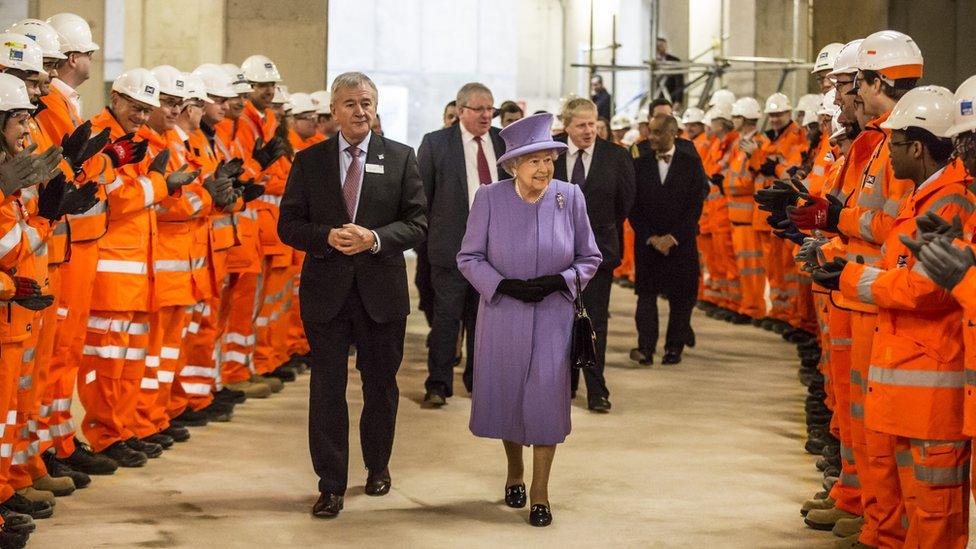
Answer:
[
  {"xmin": 790, "ymin": 271, "xmax": 818, "ymax": 334},
  {"xmin": 173, "ymin": 299, "xmax": 219, "ymax": 412},
  {"xmin": 77, "ymin": 311, "xmax": 151, "ymax": 452},
  {"xmin": 0, "ymin": 338, "xmax": 36, "ymax": 505},
  {"xmin": 253, "ymin": 260, "xmax": 292, "ymax": 375},
  {"xmin": 285, "ymin": 267, "xmax": 308, "ymax": 357},
  {"xmin": 614, "ymin": 221, "xmax": 635, "ymax": 282},
  {"xmin": 39, "ymin": 241, "xmax": 98, "ymax": 458},
  {"xmin": 762, "ymin": 234, "xmax": 796, "ymax": 322},
  {"xmin": 7, "ymin": 326, "xmax": 40, "ymax": 491},
  {"xmin": 895, "ymin": 437, "xmax": 970, "ymax": 549},
  {"xmin": 712, "ymin": 230, "xmax": 740, "ymax": 311},
  {"xmin": 731, "ymin": 224, "xmax": 766, "ymax": 319},
  {"xmin": 824, "ymin": 302, "xmax": 861, "ymax": 516},
  {"xmin": 220, "ymin": 272, "xmax": 260, "ymax": 385},
  {"xmin": 698, "ymin": 233, "xmax": 722, "ymax": 305},
  {"xmin": 132, "ymin": 306, "xmax": 189, "ymax": 439}
]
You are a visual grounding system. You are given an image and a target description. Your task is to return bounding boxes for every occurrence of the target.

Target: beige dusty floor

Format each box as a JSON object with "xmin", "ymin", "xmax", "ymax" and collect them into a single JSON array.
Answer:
[{"xmin": 31, "ymin": 264, "xmax": 844, "ymax": 548}]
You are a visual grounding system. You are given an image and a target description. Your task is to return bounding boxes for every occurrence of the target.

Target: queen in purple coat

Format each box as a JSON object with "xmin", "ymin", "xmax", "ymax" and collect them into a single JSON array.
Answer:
[{"xmin": 456, "ymin": 113, "xmax": 601, "ymax": 527}]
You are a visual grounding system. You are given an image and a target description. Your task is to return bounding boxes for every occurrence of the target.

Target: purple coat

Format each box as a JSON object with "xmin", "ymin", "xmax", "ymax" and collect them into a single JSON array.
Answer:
[{"xmin": 457, "ymin": 179, "xmax": 602, "ymax": 445}]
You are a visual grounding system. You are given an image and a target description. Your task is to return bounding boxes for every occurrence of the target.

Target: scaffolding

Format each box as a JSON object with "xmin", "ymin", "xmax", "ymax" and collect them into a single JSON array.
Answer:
[{"xmin": 571, "ymin": 0, "xmax": 814, "ymax": 115}]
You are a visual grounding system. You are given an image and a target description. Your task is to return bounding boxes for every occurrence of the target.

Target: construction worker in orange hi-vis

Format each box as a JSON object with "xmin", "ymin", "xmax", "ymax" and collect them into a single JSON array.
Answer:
[
  {"xmin": 80, "ymin": 67, "xmax": 197, "ymax": 469},
  {"xmin": 726, "ymin": 98, "xmax": 769, "ymax": 324},
  {"xmin": 681, "ymin": 107, "xmax": 713, "ymax": 308},
  {"xmin": 29, "ymin": 13, "xmax": 123, "ymax": 481},
  {"xmin": 793, "ymin": 32, "xmax": 925, "ymax": 548},
  {"xmin": 215, "ymin": 60, "xmax": 283, "ymax": 397},
  {"xmin": 169, "ymin": 68, "xmax": 247, "ymax": 421},
  {"xmin": 0, "ymin": 71, "xmax": 78, "ymax": 543},
  {"xmin": 824, "ymin": 86, "xmax": 975, "ymax": 549}
]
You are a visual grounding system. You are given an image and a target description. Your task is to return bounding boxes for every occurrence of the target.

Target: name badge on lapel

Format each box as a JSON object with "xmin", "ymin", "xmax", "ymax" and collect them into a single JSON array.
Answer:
[{"xmin": 365, "ymin": 163, "xmax": 384, "ymax": 174}]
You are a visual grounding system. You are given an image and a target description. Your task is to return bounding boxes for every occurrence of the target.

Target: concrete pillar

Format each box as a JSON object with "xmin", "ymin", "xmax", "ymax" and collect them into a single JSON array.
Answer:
[
  {"xmin": 0, "ymin": 0, "xmax": 29, "ymax": 27},
  {"xmin": 131, "ymin": 0, "xmax": 225, "ymax": 72},
  {"xmin": 753, "ymin": 0, "xmax": 810, "ymax": 106}
]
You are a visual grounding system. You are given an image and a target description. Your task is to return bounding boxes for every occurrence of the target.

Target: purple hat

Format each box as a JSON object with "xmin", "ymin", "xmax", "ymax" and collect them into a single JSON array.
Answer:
[{"xmin": 496, "ymin": 112, "xmax": 568, "ymax": 166}]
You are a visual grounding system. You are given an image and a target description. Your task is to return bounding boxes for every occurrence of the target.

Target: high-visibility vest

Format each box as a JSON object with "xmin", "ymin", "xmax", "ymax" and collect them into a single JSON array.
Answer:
[
  {"xmin": 702, "ymin": 131, "xmax": 737, "ymax": 234},
  {"xmin": 805, "ymin": 133, "xmax": 838, "ymax": 199},
  {"xmin": 725, "ymin": 130, "xmax": 770, "ymax": 226},
  {"xmin": 26, "ymin": 117, "xmax": 72, "ymax": 265},
  {"xmin": 953, "ymin": 210, "xmax": 976, "ymax": 435},
  {"xmin": 0, "ymin": 191, "xmax": 50, "ymax": 343},
  {"xmin": 839, "ymin": 161, "xmax": 975, "ymax": 440},
  {"xmin": 752, "ymin": 121, "xmax": 808, "ymax": 229}
]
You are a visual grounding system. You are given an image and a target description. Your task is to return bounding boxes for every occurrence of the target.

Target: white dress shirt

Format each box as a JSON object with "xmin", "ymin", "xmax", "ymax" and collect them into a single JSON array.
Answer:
[
  {"xmin": 460, "ymin": 124, "xmax": 498, "ymax": 207},
  {"xmin": 657, "ymin": 145, "xmax": 676, "ymax": 183},
  {"xmin": 337, "ymin": 130, "xmax": 380, "ymax": 252},
  {"xmin": 566, "ymin": 139, "xmax": 595, "ymax": 182},
  {"xmin": 51, "ymin": 78, "xmax": 82, "ymax": 117}
]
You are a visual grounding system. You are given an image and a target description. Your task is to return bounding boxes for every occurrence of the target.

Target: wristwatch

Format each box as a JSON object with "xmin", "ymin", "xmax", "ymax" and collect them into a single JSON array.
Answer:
[{"xmin": 370, "ymin": 231, "xmax": 380, "ymax": 254}]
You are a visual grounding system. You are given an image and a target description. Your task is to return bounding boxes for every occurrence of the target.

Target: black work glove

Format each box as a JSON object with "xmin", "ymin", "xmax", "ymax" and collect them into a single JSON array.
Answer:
[
  {"xmin": 252, "ymin": 136, "xmax": 287, "ymax": 170},
  {"xmin": 810, "ymin": 257, "xmax": 848, "ymax": 291},
  {"xmin": 756, "ymin": 177, "xmax": 805, "ymax": 214},
  {"xmin": 62, "ymin": 122, "xmax": 112, "ymax": 174},
  {"xmin": 37, "ymin": 173, "xmax": 67, "ymax": 221},
  {"xmin": 772, "ymin": 217, "xmax": 807, "ymax": 245},
  {"xmin": 496, "ymin": 279, "xmax": 545, "ymax": 303},
  {"xmin": 10, "ymin": 276, "xmax": 53, "ymax": 311},
  {"xmin": 216, "ymin": 158, "xmax": 245, "ymax": 180},
  {"xmin": 148, "ymin": 148, "xmax": 171, "ymax": 175},
  {"xmin": 37, "ymin": 174, "xmax": 100, "ymax": 221},
  {"xmin": 759, "ymin": 158, "xmax": 778, "ymax": 177},
  {"xmin": 526, "ymin": 274, "xmax": 568, "ymax": 297},
  {"xmin": 240, "ymin": 180, "xmax": 265, "ymax": 202},
  {"xmin": 915, "ymin": 211, "xmax": 964, "ymax": 242},
  {"xmin": 709, "ymin": 173, "xmax": 724, "ymax": 188}
]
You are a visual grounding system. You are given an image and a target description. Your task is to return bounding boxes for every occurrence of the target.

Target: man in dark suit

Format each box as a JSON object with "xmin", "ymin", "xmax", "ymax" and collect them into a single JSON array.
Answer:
[
  {"xmin": 417, "ymin": 83, "xmax": 506, "ymax": 406},
  {"xmin": 590, "ymin": 74, "xmax": 613, "ymax": 121},
  {"xmin": 277, "ymin": 72, "xmax": 427, "ymax": 518},
  {"xmin": 655, "ymin": 38, "xmax": 685, "ymax": 106},
  {"xmin": 629, "ymin": 114, "xmax": 705, "ymax": 365},
  {"xmin": 633, "ymin": 99, "xmax": 700, "ymax": 161},
  {"xmin": 553, "ymin": 98, "xmax": 635, "ymax": 412}
]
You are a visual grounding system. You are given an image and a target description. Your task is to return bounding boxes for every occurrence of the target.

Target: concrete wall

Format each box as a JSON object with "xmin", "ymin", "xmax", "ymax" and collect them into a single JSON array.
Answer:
[
  {"xmin": 752, "ymin": 0, "xmax": 810, "ymax": 105},
  {"xmin": 136, "ymin": 0, "xmax": 225, "ymax": 71}
]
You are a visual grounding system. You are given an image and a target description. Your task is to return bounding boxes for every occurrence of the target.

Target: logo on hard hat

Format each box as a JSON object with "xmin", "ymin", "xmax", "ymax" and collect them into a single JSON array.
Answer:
[
  {"xmin": 8, "ymin": 49, "xmax": 23, "ymax": 62},
  {"xmin": 3, "ymin": 41, "xmax": 26, "ymax": 49},
  {"xmin": 25, "ymin": 34, "xmax": 37, "ymax": 42},
  {"xmin": 145, "ymin": 85, "xmax": 155, "ymax": 95},
  {"xmin": 962, "ymin": 100, "xmax": 974, "ymax": 117},
  {"xmin": 264, "ymin": 63, "xmax": 273, "ymax": 69},
  {"xmin": 818, "ymin": 52, "xmax": 828, "ymax": 59},
  {"xmin": 176, "ymin": 79, "xmax": 185, "ymax": 89}
]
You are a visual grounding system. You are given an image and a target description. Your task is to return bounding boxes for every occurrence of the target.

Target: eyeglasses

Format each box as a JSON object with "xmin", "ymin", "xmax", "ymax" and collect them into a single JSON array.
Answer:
[
  {"xmin": 121, "ymin": 96, "xmax": 153, "ymax": 116},
  {"xmin": 159, "ymin": 96, "xmax": 183, "ymax": 109},
  {"xmin": 889, "ymin": 140, "xmax": 918, "ymax": 148},
  {"xmin": 293, "ymin": 114, "xmax": 316, "ymax": 122},
  {"xmin": 461, "ymin": 105, "xmax": 495, "ymax": 115}
]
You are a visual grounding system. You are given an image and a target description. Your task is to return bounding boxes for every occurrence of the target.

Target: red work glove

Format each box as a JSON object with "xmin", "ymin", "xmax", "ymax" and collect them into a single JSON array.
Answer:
[
  {"xmin": 103, "ymin": 133, "xmax": 149, "ymax": 168},
  {"xmin": 788, "ymin": 193, "xmax": 843, "ymax": 232},
  {"xmin": 12, "ymin": 276, "xmax": 40, "ymax": 299}
]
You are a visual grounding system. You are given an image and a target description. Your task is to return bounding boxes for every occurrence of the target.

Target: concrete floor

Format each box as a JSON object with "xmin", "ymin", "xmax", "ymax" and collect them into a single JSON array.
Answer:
[{"xmin": 32, "ymin": 264, "xmax": 839, "ymax": 549}]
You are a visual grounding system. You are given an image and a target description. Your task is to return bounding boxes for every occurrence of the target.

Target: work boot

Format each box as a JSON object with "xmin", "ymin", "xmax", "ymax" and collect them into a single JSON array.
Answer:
[
  {"xmin": 41, "ymin": 450, "xmax": 91, "ymax": 489},
  {"xmin": 60, "ymin": 438, "xmax": 118, "ymax": 475},
  {"xmin": 125, "ymin": 437, "xmax": 163, "ymax": 459},
  {"xmin": 832, "ymin": 516, "xmax": 864, "ymax": 538},
  {"xmin": 99, "ymin": 440, "xmax": 147, "ymax": 468},
  {"xmin": 142, "ymin": 433, "xmax": 174, "ymax": 449},
  {"xmin": 266, "ymin": 363, "xmax": 297, "ymax": 382},
  {"xmin": 161, "ymin": 425, "xmax": 191, "ymax": 442},
  {"xmin": 251, "ymin": 373, "xmax": 283, "ymax": 393},
  {"xmin": 289, "ymin": 353, "xmax": 310, "ymax": 373},
  {"xmin": 171, "ymin": 408, "xmax": 209, "ymax": 428},
  {"xmin": 805, "ymin": 507, "xmax": 859, "ymax": 531},
  {"xmin": 823, "ymin": 465, "xmax": 841, "ymax": 478},
  {"xmin": 225, "ymin": 379, "xmax": 271, "ymax": 399},
  {"xmin": 760, "ymin": 318, "xmax": 777, "ymax": 331},
  {"xmin": 199, "ymin": 400, "xmax": 233, "ymax": 422},
  {"xmin": 14, "ymin": 488, "xmax": 53, "ymax": 506},
  {"xmin": 0, "ymin": 493, "xmax": 51, "ymax": 521},
  {"xmin": 0, "ymin": 530, "xmax": 29, "ymax": 549},
  {"xmin": 214, "ymin": 386, "xmax": 247, "ymax": 404},
  {"xmin": 823, "ymin": 475, "xmax": 838, "ymax": 492},
  {"xmin": 833, "ymin": 533, "xmax": 874, "ymax": 548},
  {"xmin": 30, "ymin": 474, "xmax": 74, "ymax": 497},
  {"xmin": 750, "ymin": 317, "xmax": 763, "ymax": 327},
  {"xmin": 0, "ymin": 506, "xmax": 34, "ymax": 535},
  {"xmin": 800, "ymin": 496, "xmax": 835, "ymax": 516},
  {"xmin": 730, "ymin": 313, "xmax": 752, "ymax": 324}
]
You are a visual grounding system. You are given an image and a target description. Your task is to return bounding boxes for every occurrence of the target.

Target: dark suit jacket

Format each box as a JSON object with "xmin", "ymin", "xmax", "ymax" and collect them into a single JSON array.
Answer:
[
  {"xmin": 629, "ymin": 142, "xmax": 706, "ymax": 292},
  {"xmin": 656, "ymin": 53, "xmax": 685, "ymax": 105},
  {"xmin": 417, "ymin": 124, "xmax": 505, "ymax": 269},
  {"xmin": 278, "ymin": 133, "xmax": 427, "ymax": 324},
  {"xmin": 553, "ymin": 136, "xmax": 635, "ymax": 271},
  {"xmin": 592, "ymin": 89, "xmax": 612, "ymax": 121}
]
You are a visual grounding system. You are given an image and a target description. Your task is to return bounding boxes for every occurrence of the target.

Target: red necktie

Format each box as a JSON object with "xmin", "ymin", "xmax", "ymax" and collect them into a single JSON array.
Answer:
[
  {"xmin": 474, "ymin": 135, "xmax": 492, "ymax": 185},
  {"xmin": 343, "ymin": 145, "xmax": 362, "ymax": 221}
]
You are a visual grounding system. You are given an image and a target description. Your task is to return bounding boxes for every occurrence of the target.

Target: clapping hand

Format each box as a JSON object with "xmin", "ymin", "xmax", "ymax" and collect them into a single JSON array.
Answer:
[
  {"xmin": 810, "ymin": 257, "xmax": 849, "ymax": 291},
  {"xmin": 900, "ymin": 233, "xmax": 975, "ymax": 291}
]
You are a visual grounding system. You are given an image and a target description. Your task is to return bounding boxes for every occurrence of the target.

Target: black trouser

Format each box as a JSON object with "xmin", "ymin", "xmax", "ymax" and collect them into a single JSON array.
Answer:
[
  {"xmin": 414, "ymin": 243, "xmax": 434, "ymax": 326},
  {"xmin": 305, "ymin": 288, "xmax": 405, "ymax": 495},
  {"xmin": 425, "ymin": 264, "xmax": 478, "ymax": 396},
  {"xmin": 571, "ymin": 268, "xmax": 611, "ymax": 400},
  {"xmin": 635, "ymin": 270, "xmax": 697, "ymax": 355}
]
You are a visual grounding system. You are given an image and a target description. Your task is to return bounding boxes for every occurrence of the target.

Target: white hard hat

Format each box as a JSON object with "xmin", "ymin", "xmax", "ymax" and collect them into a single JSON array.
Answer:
[
  {"xmin": 817, "ymin": 89, "xmax": 841, "ymax": 117},
  {"xmin": 220, "ymin": 63, "xmax": 252, "ymax": 94},
  {"xmin": 46, "ymin": 12, "xmax": 99, "ymax": 54},
  {"xmin": 764, "ymin": 92, "xmax": 792, "ymax": 114},
  {"xmin": 946, "ymin": 75, "xmax": 976, "ymax": 138},
  {"xmin": 829, "ymin": 116, "xmax": 847, "ymax": 141},
  {"xmin": 879, "ymin": 85, "xmax": 954, "ymax": 137},
  {"xmin": 272, "ymin": 84, "xmax": 288, "ymax": 105},
  {"xmin": 856, "ymin": 30, "xmax": 923, "ymax": 81},
  {"xmin": 610, "ymin": 113, "xmax": 632, "ymax": 131},
  {"xmin": 636, "ymin": 110, "xmax": 649, "ymax": 124},
  {"xmin": 241, "ymin": 54, "xmax": 281, "ymax": 83},
  {"xmin": 310, "ymin": 90, "xmax": 330, "ymax": 114},
  {"xmin": 621, "ymin": 128, "xmax": 639, "ymax": 146},
  {"xmin": 827, "ymin": 39, "xmax": 864, "ymax": 77},
  {"xmin": 192, "ymin": 63, "xmax": 237, "ymax": 99},
  {"xmin": 812, "ymin": 42, "xmax": 844, "ymax": 74},
  {"xmin": 288, "ymin": 92, "xmax": 316, "ymax": 115},
  {"xmin": 7, "ymin": 19, "xmax": 66, "ymax": 60},
  {"xmin": 0, "ymin": 72, "xmax": 35, "ymax": 111},
  {"xmin": 702, "ymin": 110, "xmax": 713, "ymax": 126},
  {"xmin": 708, "ymin": 103, "xmax": 733, "ymax": 123},
  {"xmin": 731, "ymin": 97, "xmax": 762, "ymax": 119},
  {"xmin": 708, "ymin": 89, "xmax": 736, "ymax": 109},
  {"xmin": 150, "ymin": 65, "xmax": 188, "ymax": 100},
  {"xmin": 796, "ymin": 94, "xmax": 822, "ymax": 115},
  {"xmin": 0, "ymin": 33, "xmax": 45, "ymax": 74},
  {"xmin": 182, "ymin": 73, "xmax": 212, "ymax": 104},
  {"xmin": 802, "ymin": 110, "xmax": 819, "ymax": 127},
  {"xmin": 681, "ymin": 107, "xmax": 705, "ymax": 125},
  {"xmin": 112, "ymin": 68, "xmax": 161, "ymax": 108}
]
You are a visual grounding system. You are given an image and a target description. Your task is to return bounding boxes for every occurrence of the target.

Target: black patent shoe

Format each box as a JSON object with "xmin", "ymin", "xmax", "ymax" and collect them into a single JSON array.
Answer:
[
  {"xmin": 529, "ymin": 503, "xmax": 552, "ymax": 527},
  {"xmin": 504, "ymin": 484, "xmax": 526, "ymax": 508},
  {"xmin": 312, "ymin": 493, "xmax": 343, "ymax": 518}
]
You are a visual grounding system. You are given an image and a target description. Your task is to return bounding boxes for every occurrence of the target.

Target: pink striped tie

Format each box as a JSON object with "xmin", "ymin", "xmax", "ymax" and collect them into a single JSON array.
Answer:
[{"xmin": 343, "ymin": 145, "xmax": 362, "ymax": 221}]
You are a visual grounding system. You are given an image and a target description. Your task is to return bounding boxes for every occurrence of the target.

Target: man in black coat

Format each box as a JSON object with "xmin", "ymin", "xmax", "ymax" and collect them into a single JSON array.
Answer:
[
  {"xmin": 629, "ymin": 114, "xmax": 705, "ymax": 366},
  {"xmin": 553, "ymin": 98, "xmax": 635, "ymax": 412},
  {"xmin": 655, "ymin": 38, "xmax": 685, "ymax": 106},
  {"xmin": 277, "ymin": 72, "xmax": 427, "ymax": 519},
  {"xmin": 417, "ymin": 82, "xmax": 506, "ymax": 406}
]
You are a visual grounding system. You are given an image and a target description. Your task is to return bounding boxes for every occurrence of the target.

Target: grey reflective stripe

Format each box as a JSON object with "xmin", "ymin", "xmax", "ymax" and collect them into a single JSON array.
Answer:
[
  {"xmin": 857, "ymin": 190, "xmax": 885, "ymax": 210},
  {"xmin": 831, "ymin": 338, "xmax": 852, "ymax": 347},
  {"xmin": 17, "ymin": 375, "xmax": 31, "ymax": 389},
  {"xmin": 137, "ymin": 176, "xmax": 155, "ymax": 207},
  {"xmin": 925, "ymin": 193, "xmax": 975, "ymax": 216},
  {"xmin": 840, "ymin": 445, "xmax": 855, "ymax": 463},
  {"xmin": 850, "ymin": 402, "xmax": 864, "ymax": 419},
  {"xmin": 910, "ymin": 438, "xmax": 969, "ymax": 449},
  {"xmin": 53, "ymin": 222, "xmax": 69, "ymax": 235},
  {"xmin": 896, "ymin": 449, "xmax": 914, "ymax": 467},
  {"xmin": 0, "ymin": 222, "xmax": 23, "ymax": 259},
  {"xmin": 154, "ymin": 259, "xmax": 192, "ymax": 272},
  {"xmin": 212, "ymin": 215, "xmax": 234, "ymax": 229},
  {"xmin": 739, "ymin": 267, "xmax": 766, "ymax": 276},
  {"xmin": 856, "ymin": 266, "xmax": 881, "ymax": 305},
  {"xmin": 67, "ymin": 199, "xmax": 107, "ymax": 219},
  {"xmin": 728, "ymin": 202, "xmax": 752, "ymax": 210},
  {"xmin": 858, "ymin": 210, "xmax": 876, "ymax": 241},
  {"xmin": 839, "ymin": 471, "xmax": 860, "ymax": 488},
  {"xmin": 847, "ymin": 252, "xmax": 882, "ymax": 265},
  {"xmin": 868, "ymin": 365, "xmax": 965, "ymax": 388},
  {"xmin": 185, "ymin": 190, "xmax": 204, "ymax": 215},
  {"xmin": 882, "ymin": 198, "xmax": 902, "ymax": 218},
  {"xmin": 850, "ymin": 369, "xmax": 866, "ymax": 390},
  {"xmin": 966, "ymin": 369, "xmax": 976, "ymax": 386},
  {"xmin": 901, "ymin": 514, "xmax": 909, "ymax": 530},
  {"xmin": 914, "ymin": 463, "xmax": 970, "ymax": 485}
]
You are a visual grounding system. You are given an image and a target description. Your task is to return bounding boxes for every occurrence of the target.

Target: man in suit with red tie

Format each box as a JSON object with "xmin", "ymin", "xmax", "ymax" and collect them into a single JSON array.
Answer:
[
  {"xmin": 278, "ymin": 72, "xmax": 427, "ymax": 518},
  {"xmin": 417, "ymin": 83, "xmax": 507, "ymax": 406}
]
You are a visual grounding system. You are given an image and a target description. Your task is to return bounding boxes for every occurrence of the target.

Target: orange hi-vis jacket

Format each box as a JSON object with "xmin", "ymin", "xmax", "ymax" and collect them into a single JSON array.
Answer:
[
  {"xmin": 806, "ymin": 133, "xmax": 839, "ymax": 199},
  {"xmin": 89, "ymin": 109, "xmax": 171, "ymax": 312},
  {"xmin": 951, "ymin": 210, "xmax": 976, "ymax": 436},
  {"xmin": 215, "ymin": 115, "xmax": 264, "ymax": 275},
  {"xmin": 0, "ymin": 187, "xmax": 51, "ymax": 343},
  {"xmin": 26, "ymin": 116, "xmax": 72, "ymax": 266},
  {"xmin": 702, "ymin": 130, "xmax": 737, "ymax": 234},
  {"xmin": 725, "ymin": 130, "xmax": 770, "ymax": 226},
  {"xmin": 697, "ymin": 134, "xmax": 717, "ymax": 235},
  {"xmin": 35, "ymin": 83, "xmax": 83, "ymax": 147},
  {"xmin": 839, "ymin": 162, "xmax": 976, "ymax": 440},
  {"xmin": 238, "ymin": 102, "xmax": 288, "ymax": 262},
  {"xmin": 815, "ymin": 156, "xmax": 850, "ymax": 266},
  {"xmin": 288, "ymin": 129, "xmax": 324, "ymax": 154},
  {"xmin": 751, "ymin": 121, "xmax": 808, "ymax": 230},
  {"xmin": 138, "ymin": 124, "xmax": 213, "ymax": 307}
]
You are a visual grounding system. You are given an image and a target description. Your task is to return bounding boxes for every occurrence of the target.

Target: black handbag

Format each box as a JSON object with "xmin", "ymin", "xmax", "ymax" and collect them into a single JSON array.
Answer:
[{"xmin": 570, "ymin": 268, "xmax": 597, "ymax": 371}]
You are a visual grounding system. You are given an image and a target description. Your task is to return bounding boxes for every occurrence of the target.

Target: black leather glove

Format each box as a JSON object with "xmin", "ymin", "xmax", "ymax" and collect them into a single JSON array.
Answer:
[
  {"xmin": 241, "ymin": 181, "xmax": 265, "ymax": 202},
  {"xmin": 772, "ymin": 218, "xmax": 806, "ymax": 245},
  {"xmin": 496, "ymin": 279, "xmax": 545, "ymax": 303},
  {"xmin": 759, "ymin": 158, "xmax": 778, "ymax": 177},
  {"xmin": 252, "ymin": 136, "xmax": 287, "ymax": 170},
  {"xmin": 10, "ymin": 275, "xmax": 53, "ymax": 310},
  {"xmin": 37, "ymin": 175, "xmax": 100, "ymax": 221},
  {"xmin": 915, "ymin": 211, "xmax": 964, "ymax": 242},
  {"xmin": 148, "ymin": 148, "xmax": 171, "ymax": 175},
  {"xmin": 901, "ymin": 235, "xmax": 976, "ymax": 291},
  {"xmin": 13, "ymin": 294, "xmax": 54, "ymax": 311},
  {"xmin": 756, "ymin": 178, "xmax": 805, "ymax": 214},
  {"xmin": 73, "ymin": 127, "xmax": 112, "ymax": 171},
  {"xmin": 811, "ymin": 257, "xmax": 848, "ymax": 291},
  {"xmin": 60, "ymin": 120, "xmax": 92, "ymax": 171},
  {"xmin": 526, "ymin": 274, "xmax": 568, "ymax": 297},
  {"xmin": 708, "ymin": 173, "xmax": 724, "ymax": 188},
  {"xmin": 216, "ymin": 158, "xmax": 245, "ymax": 180}
]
